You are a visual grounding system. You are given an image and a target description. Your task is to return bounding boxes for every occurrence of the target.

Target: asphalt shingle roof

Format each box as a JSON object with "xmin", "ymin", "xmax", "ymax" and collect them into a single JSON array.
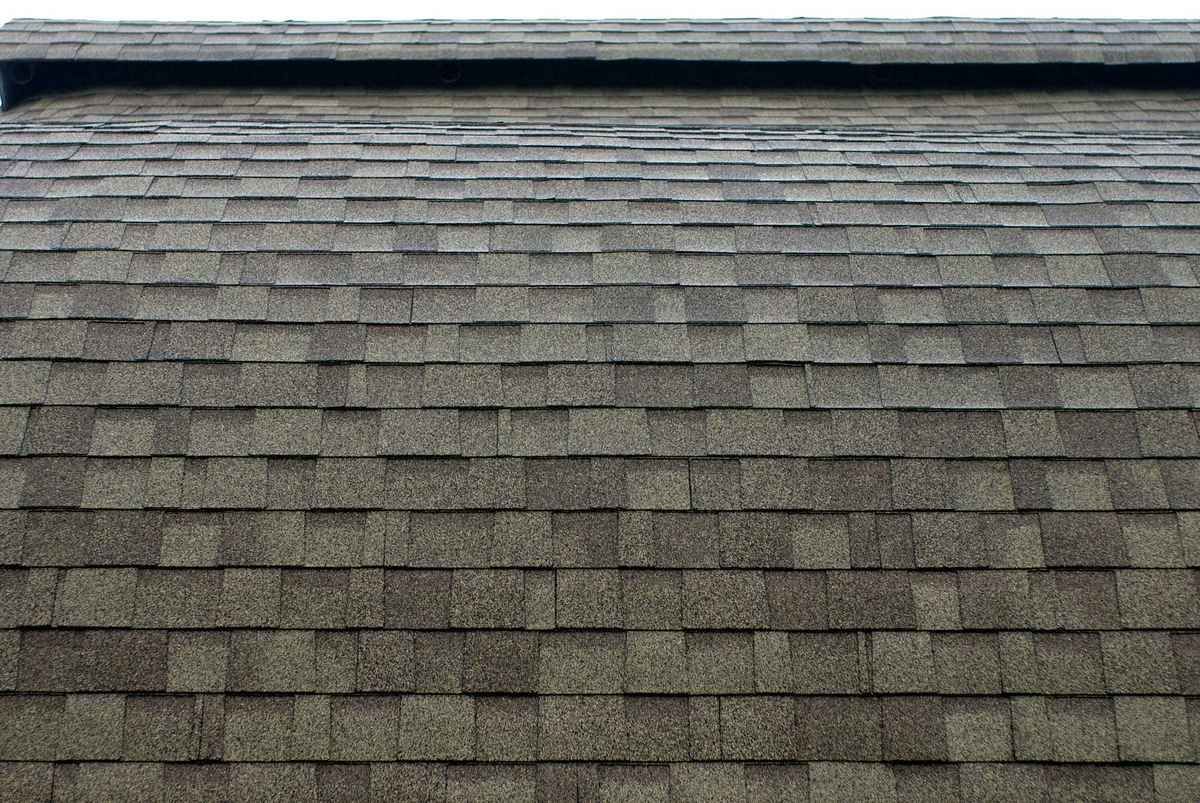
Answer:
[
  {"xmin": 0, "ymin": 16, "xmax": 1198, "ymax": 801},
  {"xmin": 3, "ymin": 17, "xmax": 1200, "ymax": 64}
]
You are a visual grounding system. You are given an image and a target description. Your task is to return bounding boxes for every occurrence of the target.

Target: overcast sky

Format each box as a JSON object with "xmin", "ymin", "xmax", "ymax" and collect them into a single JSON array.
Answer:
[{"xmin": 3, "ymin": 0, "xmax": 1195, "ymax": 22}]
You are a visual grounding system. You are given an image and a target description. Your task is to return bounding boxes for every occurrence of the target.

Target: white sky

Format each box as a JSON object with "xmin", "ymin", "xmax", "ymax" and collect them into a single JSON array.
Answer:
[{"xmin": 2, "ymin": 0, "xmax": 1197, "ymax": 22}]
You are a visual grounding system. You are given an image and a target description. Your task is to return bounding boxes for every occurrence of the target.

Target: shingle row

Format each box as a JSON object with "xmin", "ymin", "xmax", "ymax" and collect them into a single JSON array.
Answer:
[
  {"xmin": 5, "ymin": 405, "xmax": 1198, "ymax": 459},
  {"xmin": 4, "ymin": 567, "xmax": 1198, "ymax": 631},
  {"xmin": 8, "ymin": 172, "xmax": 1200, "ymax": 205},
  {"xmin": 4, "ymin": 222, "xmax": 1200, "ymax": 255},
  {"xmin": 4, "ymin": 361, "xmax": 1197, "ymax": 410},
  {"xmin": 11, "ymin": 284, "xmax": 1200, "ymax": 326},
  {"xmin": 0, "ymin": 130, "xmax": 1185, "ymax": 164},
  {"xmin": 6, "ymin": 131, "xmax": 1191, "ymax": 162},
  {"xmin": 0, "ymin": 759, "xmax": 1192, "ymax": 803},
  {"xmin": 16, "ymin": 151, "xmax": 1200, "ymax": 187},
  {"xmin": 7, "ymin": 321, "xmax": 1200, "ymax": 367},
  {"xmin": 1, "ymin": 690, "xmax": 1197, "ymax": 765},
  {"xmin": 16, "ymin": 151, "xmax": 1200, "ymax": 176},
  {"xmin": 8, "ymin": 621, "xmax": 1200, "ymax": 694},
  {"xmin": 11, "ymin": 172, "xmax": 1200, "ymax": 206},
  {"xmin": 40, "ymin": 92, "xmax": 1193, "ymax": 128},
  {"xmin": 5, "ymin": 454, "xmax": 1200, "ymax": 512},
  {"xmin": 8, "ymin": 130, "xmax": 1197, "ymax": 159},
  {"xmin": 5, "ymin": 508, "xmax": 1198, "ymax": 569},
  {"xmin": 20, "ymin": 136, "xmax": 1196, "ymax": 165},
  {"xmin": 7, "ymin": 249, "xmax": 1198, "ymax": 290}
]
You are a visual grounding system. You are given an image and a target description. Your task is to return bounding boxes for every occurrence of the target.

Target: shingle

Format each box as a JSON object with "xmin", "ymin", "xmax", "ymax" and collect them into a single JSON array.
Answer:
[
  {"xmin": 167, "ymin": 631, "xmax": 228, "ymax": 692},
  {"xmin": 807, "ymin": 364, "xmax": 879, "ymax": 408},
  {"xmin": 445, "ymin": 765, "xmax": 533, "ymax": 802},
  {"xmin": 83, "ymin": 321, "xmax": 153, "ymax": 360},
  {"xmin": 614, "ymin": 364, "xmax": 689, "ymax": 406},
  {"xmin": 719, "ymin": 511, "xmax": 792, "ymax": 568},
  {"xmin": 1045, "ymin": 766, "xmax": 1154, "ymax": 803},
  {"xmin": 319, "ymin": 409, "xmax": 380, "ymax": 456},
  {"xmin": 622, "ymin": 569, "xmax": 681, "ymax": 629},
  {"xmin": 957, "ymin": 570, "xmax": 1034, "ymax": 629},
  {"xmin": 721, "ymin": 696, "xmax": 796, "ymax": 760},
  {"xmin": 670, "ymin": 764, "xmax": 746, "ymax": 803},
  {"xmin": 59, "ymin": 693, "xmax": 125, "ymax": 759},
  {"xmin": 944, "ymin": 697, "xmax": 1013, "ymax": 761},
  {"xmin": 359, "ymin": 287, "xmax": 414, "ymax": 324},
  {"xmin": 625, "ymin": 629, "xmax": 686, "ymax": 694},
  {"xmin": 199, "ymin": 457, "xmax": 265, "ymax": 508},
  {"xmin": 280, "ymin": 568, "xmax": 348, "ymax": 627},
  {"xmin": 1048, "ymin": 697, "xmax": 1117, "ymax": 761},
  {"xmin": 872, "ymin": 631, "xmax": 935, "ymax": 693},
  {"xmin": 1101, "ymin": 631, "xmax": 1178, "ymax": 693},
  {"xmin": 315, "ymin": 764, "xmax": 370, "ymax": 803},
  {"xmin": 1137, "ymin": 409, "xmax": 1200, "ymax": 456},
  {"xmin": 828, "ymin": 570, "xmax": 915, "ymax": 628},
  {"xmin": 462, "ymin": 631, "xmax": 539, "ymax": 693},
  {"xmin": 249, "ymin": 408, "xmax": 320, "ymax": 456},
  {"xmin": 1053, "ymin": 570, "xmax": 1120, "ymax": 629},
  {"xmin": 451, "ymin": 569, "xmax": 524, "ymax": 628},
  {"xmin": 225, "ymin": 696, "xmax": 298, "ymax": 758},
  {"xmin": 1035, "ymin": 633, "xmax": 1104, "ymax": 694},
  {"xmin": 647, "ymin": 409, "xmax": 707, "ymax": 457},
  {"xmin": 24, "ymin": 406, "xmax": 94, "ymax": 454},
  {"xmin": 796, "ymin": 696, "xmax": 881, "ymax": 760},
  {"xmin": 0, "ymin": 360, "xmax": 49, "ymax": 404},
  {"xmin": 475, "ymin": 696, "xmax": 539, "ymax": 762},
  {"xmin": 830, "ymin": 410, "xmax": 900, "ymax": 457},
  {"xmin": 331, "ymin": 695, "xmax": 398, "ymax": 761},
  {"xmin": 1055, "ymin": 366, "xmax": 1136, "ymax": 408},
  {"xmin": 134, "ymin": 568, "xmax": 221, "ymax": 628},
  {"xmin": 123, "ymin": 694, "xmax": 196, "ymax": 761},
  {"xmin": 1113, "ymin": 696, "xmax": 1193, "ymax": 761},
  {"xmin": 539, "ymin": 696, "xmax": 625, "ymax": 761},
  {"xmin": 625, "ymin": 459, "xmax": 690, "ymax": 509},
  {"xmin": 314, "ymin": 457, "xmax": 384, "ymax": 507},
  {"xmin": 396, "ymin": 695, "xmax": 473, "ymax": 761},
  {"xmin": 556, "ymin": 569, "xmax": 621, "ymax": 628},
  {"xmin": 958, "ymin": 765, "xmax": 1043, "ymax": 802},
  {"xmin": 882, "ymin": 696, "xmax": 947, "ymax": 761},
  {"xmin": 1177, "ymin": 634, "xmax": 1200, "ymax": 694},
  {"xmin": 228, "ymin": 631, "xmax": 314, "ymax": 692},
  {"xmin": 180, "ymin": 409, "xmax": 249, "ymax": 457},
  {"xmin": 1117, "ymin": 569, "xmax": 1199, "ymax": 628},
  {"xmin": 53, "ymin": 568, "xmax": 136, "ymax": 626},
  {"xmin": 0, "ymin": 694, "xmax": 63, "ymax": 760},
  {"xmin": 682, "ymin": 570, "xmax": 768, "ymax": 628},
  {"xmin": 707, "ymin": 409, "xmax": 785, "ymax": 455},
  {"xmin": 539, "ymin": 631, "xmax": 624, "ymax": 694},
  {"xmin": 567, "ymin": 408, "xmax": 651, "ymax": 455},
  {"xmin": 1039, "ymin": 511, "xmax": 1126, "ymax": 567},
  {"xmin": 686, "ymin": 632, "xmax": 753, "ymax": 694},
  {"xmin": 411, "ymin": 631, "xmax": 463, "ymax": 693}
]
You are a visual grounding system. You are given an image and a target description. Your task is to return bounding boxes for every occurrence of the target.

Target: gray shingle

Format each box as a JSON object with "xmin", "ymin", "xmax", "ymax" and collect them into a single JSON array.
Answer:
[
  {"xmin": 539, "ymin": 696, "xmax": 625, "ymax": 761},
  {"xmin": 682, "ymin": 570, "xmax": 768, "ymax": 628}
]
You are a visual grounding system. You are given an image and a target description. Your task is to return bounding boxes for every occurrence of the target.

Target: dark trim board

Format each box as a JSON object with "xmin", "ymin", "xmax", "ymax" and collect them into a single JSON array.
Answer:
[{"xmin": 3, "ymin": 56, "xmax": 1200, "ymax": 111}]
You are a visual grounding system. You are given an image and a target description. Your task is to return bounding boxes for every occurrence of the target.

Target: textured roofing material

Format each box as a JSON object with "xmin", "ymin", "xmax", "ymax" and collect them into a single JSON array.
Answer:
[
  {"xmin": 2, "ymin": 17, "xmax": 1200, "ymax": 64},
  {"xmin": 8, "ymin": 85, "xmax": 1200, "ymax": 129},
  {"xmin": 0, "ymin": 16, "xmax": 1199, "ymax": 802}
]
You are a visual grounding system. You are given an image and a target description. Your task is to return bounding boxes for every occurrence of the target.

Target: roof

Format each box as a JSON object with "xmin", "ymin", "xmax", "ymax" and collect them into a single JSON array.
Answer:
[
  {"xmin": 3, "ymin": 17, "xmax": 1200, "ymax": 64},
  {"xmin": 0, "ymin": 17, "xmax": 1198, "ymax": 801}
]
